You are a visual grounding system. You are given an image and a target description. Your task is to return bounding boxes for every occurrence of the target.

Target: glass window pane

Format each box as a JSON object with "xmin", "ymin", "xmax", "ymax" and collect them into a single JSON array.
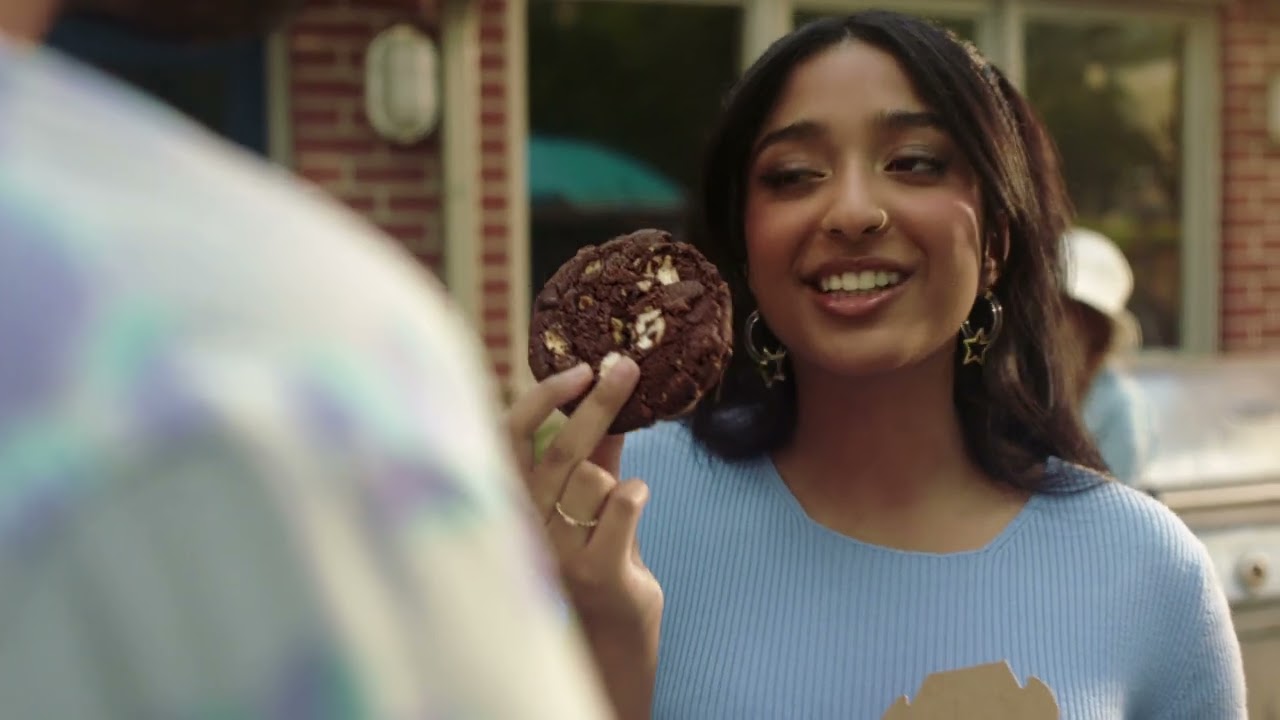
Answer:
[
  {"xmin": 795, "ymin": 10, "xmax": 977, "ymax": 43},
  {"xmin": 1025, "ymin": 20, "xmax": 1184, "ymax": 348},
  {"xmin": 527, "ymin": 1, "xmax": 742, "ymax": 299},
  {"xmin": 46, "ymin": 13, "xmax": 268, "ymax": 155}
]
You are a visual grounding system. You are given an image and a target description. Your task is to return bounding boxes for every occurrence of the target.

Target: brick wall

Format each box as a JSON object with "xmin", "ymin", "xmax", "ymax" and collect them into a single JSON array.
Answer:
[
  {"xmin": 478, "ymin": 0, "xmax": 518, "ymax": 382},
  {"xmin": 1221, "ymin": 0, "xmax": 1280, "ymax": 350},
  {"xmin": 286, "ymin": 0, "xmax": 523, "ymax": 388},
  {"xmin": 287, "ymin": 0, "xmax": 444, "ymax": 273}
]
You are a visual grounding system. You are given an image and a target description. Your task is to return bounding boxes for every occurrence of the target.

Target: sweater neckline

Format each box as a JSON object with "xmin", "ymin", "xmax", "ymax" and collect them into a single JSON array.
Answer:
[{"xmin": 756, "ymin": 455, "xmax": 1052, "ymax": 559}]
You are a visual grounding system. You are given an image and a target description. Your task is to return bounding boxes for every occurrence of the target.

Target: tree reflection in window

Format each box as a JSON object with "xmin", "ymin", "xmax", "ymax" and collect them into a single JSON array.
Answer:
[
  {"xmin": 1026, "ymin": 21, "xmax": 1184, "ymax": 348},
  {"xmin": 527, "ymin": 1, "xmax": 742, "ymax": 300}
]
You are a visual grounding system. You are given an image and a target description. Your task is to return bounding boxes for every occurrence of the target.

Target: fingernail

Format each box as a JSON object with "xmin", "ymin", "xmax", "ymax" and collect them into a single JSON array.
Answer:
[{"xmin": 599, "ymin": 352, "xmax": 638, "ymax": 382}]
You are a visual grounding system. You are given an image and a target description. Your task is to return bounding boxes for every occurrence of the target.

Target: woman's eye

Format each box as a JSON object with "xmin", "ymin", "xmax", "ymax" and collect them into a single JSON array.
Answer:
[
  {"xmin": 759, "ymin": 168, "xmax": 823, "ymax": 189},
  {"xmin": 885, "ymin": 155, "xmax": 948, "ymax": 177}
]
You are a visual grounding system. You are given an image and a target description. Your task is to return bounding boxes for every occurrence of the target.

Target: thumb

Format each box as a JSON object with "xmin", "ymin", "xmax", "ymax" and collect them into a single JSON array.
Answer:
[{"xmin": 589, "ymin": 478, "xmax": 649, "ymax": 562}]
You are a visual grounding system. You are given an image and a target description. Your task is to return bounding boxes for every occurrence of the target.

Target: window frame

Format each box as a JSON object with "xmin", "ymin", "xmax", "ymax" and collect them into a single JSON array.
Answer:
[
  {"xmin": 518, "ymin": 0, "xmax": 1220, "ymax": 354},
  {"xmin": 777, "ymin": 0, "xmax": 1221, "ymax": 353}
]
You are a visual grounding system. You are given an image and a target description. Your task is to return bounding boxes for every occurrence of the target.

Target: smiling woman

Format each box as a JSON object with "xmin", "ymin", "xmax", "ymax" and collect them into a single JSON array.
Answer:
[
  {"xmin": 505, "ymin": 9, "xmax": 1247, "ymax": 720},
  {"xmin": 690, "ymin": 15, "xmax": 1091, "ymax": 489}
]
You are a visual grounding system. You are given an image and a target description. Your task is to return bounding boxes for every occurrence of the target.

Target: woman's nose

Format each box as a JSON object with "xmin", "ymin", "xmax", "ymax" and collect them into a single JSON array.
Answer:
[{"xmin": 821, "ymin": 171, "xmax": 889, "ymax": 239}]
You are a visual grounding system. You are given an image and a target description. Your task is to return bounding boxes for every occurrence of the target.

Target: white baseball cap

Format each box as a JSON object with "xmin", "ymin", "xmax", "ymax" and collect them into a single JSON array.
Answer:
[{"xmin": 1062, "ymin": 226, "xmax": 1142, "ymax": 352}]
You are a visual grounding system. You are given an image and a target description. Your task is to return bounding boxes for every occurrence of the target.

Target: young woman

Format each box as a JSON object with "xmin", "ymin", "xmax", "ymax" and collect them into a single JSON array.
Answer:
[{"xmin": 507, "ymin": 11, "xmax": 1244, "ymax": 719}]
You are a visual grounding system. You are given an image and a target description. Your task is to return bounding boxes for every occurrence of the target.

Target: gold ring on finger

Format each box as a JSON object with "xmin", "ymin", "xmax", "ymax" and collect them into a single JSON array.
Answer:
[{"xmin": 553, "ymin": 501, "xmax": 599, "ymax": 528}]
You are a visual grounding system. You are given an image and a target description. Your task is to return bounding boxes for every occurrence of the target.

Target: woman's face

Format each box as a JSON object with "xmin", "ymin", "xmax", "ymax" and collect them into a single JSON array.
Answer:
[{"xmin": 744, "ymin": 41, "xmax": 988, "ymax": 379}]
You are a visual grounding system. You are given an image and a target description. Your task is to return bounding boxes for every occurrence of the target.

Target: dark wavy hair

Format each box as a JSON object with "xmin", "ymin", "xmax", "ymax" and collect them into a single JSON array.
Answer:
[{"xmin": 687, "ymin": 11, "xmax": 1106, "ymax": 489}]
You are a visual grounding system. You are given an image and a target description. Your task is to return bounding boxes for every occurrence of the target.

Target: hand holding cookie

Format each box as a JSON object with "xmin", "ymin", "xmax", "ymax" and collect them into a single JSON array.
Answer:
[
  {"xmin": 507, "ymin": 229, "xmax": 732, "ymax": 720},
  {"xmin": 505, "ymin": 354, "xmax": 662, "ymax": 720}
]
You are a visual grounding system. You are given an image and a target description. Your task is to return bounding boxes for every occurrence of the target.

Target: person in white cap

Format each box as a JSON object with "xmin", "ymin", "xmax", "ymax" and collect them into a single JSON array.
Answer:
[{"xmin": 1062, "ymin": 227, "xmax": 1152, "ymax": 484}]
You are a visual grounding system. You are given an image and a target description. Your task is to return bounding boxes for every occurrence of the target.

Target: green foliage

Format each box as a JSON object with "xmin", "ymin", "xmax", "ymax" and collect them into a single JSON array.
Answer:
[{"xmin": 528, "ymin": 1, "xmax": 742, "ymax": 191}]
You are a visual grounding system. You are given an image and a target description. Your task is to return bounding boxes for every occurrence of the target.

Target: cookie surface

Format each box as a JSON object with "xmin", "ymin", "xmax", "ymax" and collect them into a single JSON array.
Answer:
[{"xmin": 529, "ymin": 229, "xmax": 733, "ymax": 434}]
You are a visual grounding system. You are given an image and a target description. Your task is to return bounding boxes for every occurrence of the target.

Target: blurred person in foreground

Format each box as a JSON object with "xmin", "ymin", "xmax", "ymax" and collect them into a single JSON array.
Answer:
[
  {"xmin": 1062, "ymin": 227, "xmax": 1152, "ymax": 484},
  {"xmin": 0, "ymin": 2, "xmax": 612, "ymax": 718}
]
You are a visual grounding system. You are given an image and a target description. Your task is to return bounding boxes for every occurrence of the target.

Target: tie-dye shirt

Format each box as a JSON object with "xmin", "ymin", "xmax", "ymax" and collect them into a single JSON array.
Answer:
[{"xmin": 0, "ymin": 37, "xmax": 609, "ymax": 720}]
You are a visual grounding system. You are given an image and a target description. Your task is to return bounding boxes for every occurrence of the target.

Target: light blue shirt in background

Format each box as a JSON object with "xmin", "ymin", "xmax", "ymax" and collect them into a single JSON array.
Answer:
[{"xmin": 1083, "ymin": 365, "xmax": 1152, "ymax": 484}]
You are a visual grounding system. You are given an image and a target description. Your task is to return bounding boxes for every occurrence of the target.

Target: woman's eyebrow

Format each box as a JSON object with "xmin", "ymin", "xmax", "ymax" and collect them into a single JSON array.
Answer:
[
  {"xmin": 875, "ymin": 108, "xmax": 944, "ymax": 132},
  {"xmin": 752, "ymin": 110, "xmax": 946, "ymax": 159},
  {"xmin": 753, "ymin": 119, "xmax": 825, "ymax": 157}
]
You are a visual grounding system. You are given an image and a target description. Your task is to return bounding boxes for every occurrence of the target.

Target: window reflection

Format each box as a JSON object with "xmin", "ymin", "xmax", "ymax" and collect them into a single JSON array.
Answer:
[
  {"xmin": 1026, "ymin": 21, "xmax": 1184, "ymax": 348},
  {"xmin": 527, "ymin": 1, "xmax": 742, "ymax": 298},
  {"xmin": 46, "ymin": 13, "xmax": 268, "ymax": 155}
]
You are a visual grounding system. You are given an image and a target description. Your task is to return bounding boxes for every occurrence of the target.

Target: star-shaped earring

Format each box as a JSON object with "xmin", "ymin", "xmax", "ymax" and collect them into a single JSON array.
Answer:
[
  {"xmin": 757, "ymin": 361, "xmax": 786, "ymax": 388},
  {"xmin": 961, "ymin": 327, "xmax": 992, "ymax": 365}
]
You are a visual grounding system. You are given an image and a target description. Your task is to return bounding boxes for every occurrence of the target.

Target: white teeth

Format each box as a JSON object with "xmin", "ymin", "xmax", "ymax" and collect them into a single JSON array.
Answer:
[{"xmin": 819, "ymin": 270, "xmax": 902, "ymax": 293}]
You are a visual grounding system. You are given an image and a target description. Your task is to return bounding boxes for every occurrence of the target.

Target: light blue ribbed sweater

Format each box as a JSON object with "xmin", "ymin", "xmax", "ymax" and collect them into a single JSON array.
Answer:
[{"xmin": 621, "ymin": 422, "xmax": 1246, "ymax": 719}]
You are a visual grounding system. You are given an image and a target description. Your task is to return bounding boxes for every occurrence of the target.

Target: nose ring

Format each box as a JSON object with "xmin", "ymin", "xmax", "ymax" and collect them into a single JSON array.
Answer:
[{"xmin": 868, "ymin": 209, "xmax": 889, "ymax": 234}]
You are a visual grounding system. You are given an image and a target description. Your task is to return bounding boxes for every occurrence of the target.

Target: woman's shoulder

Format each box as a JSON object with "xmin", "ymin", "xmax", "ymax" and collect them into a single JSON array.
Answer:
[{"xmin": 1039, "ymin": 459, "xmax": 1212, "ymax": 580}]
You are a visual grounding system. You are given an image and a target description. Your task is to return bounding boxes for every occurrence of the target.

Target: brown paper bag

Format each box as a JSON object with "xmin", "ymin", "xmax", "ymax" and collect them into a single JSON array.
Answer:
[{"xmin": 880, "ymin": 661, "xmax": 1059, "ymax": 720}]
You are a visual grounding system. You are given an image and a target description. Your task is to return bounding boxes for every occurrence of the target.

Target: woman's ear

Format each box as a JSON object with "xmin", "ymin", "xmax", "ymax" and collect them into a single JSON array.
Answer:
[
  {"xmin": 982, "ymin": 254, "xmax": 1001, "ymax": 289},
  {"xmin": 983, "ymin": 223, "xmax": 1009, "ymax": 289}
]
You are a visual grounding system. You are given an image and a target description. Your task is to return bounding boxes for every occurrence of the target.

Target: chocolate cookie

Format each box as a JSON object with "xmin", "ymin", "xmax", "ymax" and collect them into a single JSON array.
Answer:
[{"xmin": 529, "ymin": 229, "xmax": 733, "ymax": 434}]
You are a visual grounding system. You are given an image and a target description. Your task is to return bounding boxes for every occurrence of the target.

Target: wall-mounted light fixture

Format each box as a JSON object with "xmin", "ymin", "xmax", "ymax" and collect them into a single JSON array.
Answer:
[
  {"xmin": 365, "ymin": 24, "xmax": 439, "ymax": 146},
  {"xmin": 1268, "ymin": 74, "xmax": 1280, "ymax": 146}
]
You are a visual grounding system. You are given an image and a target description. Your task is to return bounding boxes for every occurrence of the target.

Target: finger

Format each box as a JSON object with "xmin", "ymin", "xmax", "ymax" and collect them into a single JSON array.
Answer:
[
  {"xmin": 589, "ymin": 434, "xmax": 626, "ymax": 480},
  {"xmin": 587, "ymin": 478, "xmax": 650, "ymax": 563},
  {"xmin": 505, "ymin": 363, "xmax": 592, "ymax": 470},
  {"xmin": 545, "ymin": 460, "xmax": 615, "ymax": 550},
  {"xmin": 534, "ymin": 356, "xmax": 639, "ymax": 509}
]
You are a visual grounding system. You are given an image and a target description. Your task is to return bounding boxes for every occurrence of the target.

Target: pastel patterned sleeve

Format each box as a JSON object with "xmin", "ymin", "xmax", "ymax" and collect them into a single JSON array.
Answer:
[{"xmin": 0, "ymin": 215, "xmax": 611, "ymax": 719}]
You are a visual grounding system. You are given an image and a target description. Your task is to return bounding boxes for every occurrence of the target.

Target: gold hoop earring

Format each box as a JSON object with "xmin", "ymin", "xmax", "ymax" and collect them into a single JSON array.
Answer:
[
  {"xmin": 959, "ymin": 291, "xmax": 1004, "ymax": 366},
  {"xmin": 743, "ymin": 310, "xmax": 787, "ymax": 387}
]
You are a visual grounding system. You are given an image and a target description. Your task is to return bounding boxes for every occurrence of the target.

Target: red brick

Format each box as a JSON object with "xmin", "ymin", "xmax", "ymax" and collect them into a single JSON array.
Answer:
[
  {"xmin": 355, "ymin": 165, "xmax": 429, "ymax": 183},
  {"xmin": 387, "ymin": 196, "xmax": 441, "ymax": 212},
  {"xmin": 292, "ymin": 22, "xmax": 375, "ymax": 42},
  {"xmin": 293, "ymin": 108, "xmax": 343, "ymax": 126},
  {"xmin": 292, "ymin": 80, "xmax": 363, "ymax": 99},
  {"xmin": 296, "ymin": 137, "xmax": 382, "ymax": 154},
  {"xmin": 300, "ymin": 166, "xmax": 345, "ymax": 185}
]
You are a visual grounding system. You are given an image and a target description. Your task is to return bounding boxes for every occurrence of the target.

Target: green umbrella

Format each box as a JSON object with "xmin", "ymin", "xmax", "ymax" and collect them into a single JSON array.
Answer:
[{"xmin": 528, "ymin": 135, "xmax": 683, "ymax": 211}]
